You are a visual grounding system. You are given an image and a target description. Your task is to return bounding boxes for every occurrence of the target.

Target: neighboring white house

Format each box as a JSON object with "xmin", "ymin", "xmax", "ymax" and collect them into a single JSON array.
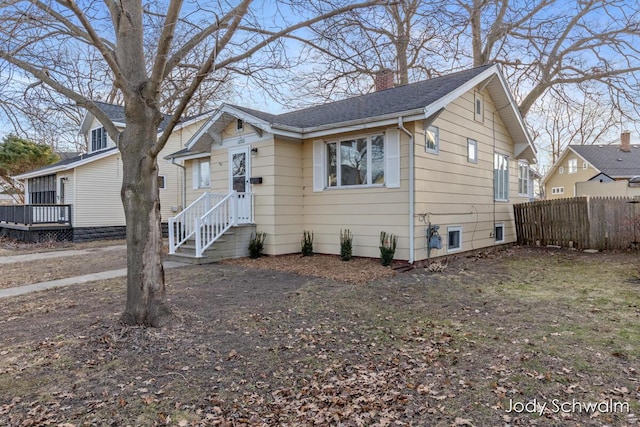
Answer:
[
  {"xmin": 166, "ymin": 64, "xmax": 537, "ymax": 263},
  {"xmin": 8, "ymin": 102, "xmax": 207, "ymax": 241}
]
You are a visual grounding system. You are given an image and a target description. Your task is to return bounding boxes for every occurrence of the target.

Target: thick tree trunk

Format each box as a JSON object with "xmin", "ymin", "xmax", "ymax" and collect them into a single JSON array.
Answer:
[{"xmin": 119, "ymin": 103, "xmax": 172, "ymax": 327}]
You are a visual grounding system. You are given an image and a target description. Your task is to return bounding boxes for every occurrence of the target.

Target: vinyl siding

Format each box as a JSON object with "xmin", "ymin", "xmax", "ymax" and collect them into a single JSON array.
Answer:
[
  {"xmin": 301, "ymin": 127, "xmax": 410, "ymax": 260},
  {"xmin": 413, "ymin": 89, "xmax": 529, "ymax": 261},
  {"xmin": 544, "ymin": 150, "xmax": 597, "ymax": 199}
]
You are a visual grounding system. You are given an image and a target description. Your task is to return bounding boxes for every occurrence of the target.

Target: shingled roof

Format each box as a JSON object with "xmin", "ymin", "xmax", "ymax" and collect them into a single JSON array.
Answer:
[
  {"xmin": 571, "ymin": 144, "xmax": 640, "ymax": 178},
  {"xmin": 230, "ymin": 64, "xmax": 494, "ymax": 129}
]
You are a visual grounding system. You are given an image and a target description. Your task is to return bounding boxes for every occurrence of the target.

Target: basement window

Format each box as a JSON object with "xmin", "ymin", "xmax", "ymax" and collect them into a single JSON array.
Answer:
[
  {"xmin": 495, "ymin": 223, "xmax": 505, "ymax": 243},
  {"xmin": 447, "ymin": 225, "xmax": 462, "ymax": 253}
]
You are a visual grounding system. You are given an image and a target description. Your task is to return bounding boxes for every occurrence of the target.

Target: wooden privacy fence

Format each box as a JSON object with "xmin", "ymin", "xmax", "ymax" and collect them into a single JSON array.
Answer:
[{"xmin": 514, "ymin": 197, "xmax": 640, "ymax": 250}]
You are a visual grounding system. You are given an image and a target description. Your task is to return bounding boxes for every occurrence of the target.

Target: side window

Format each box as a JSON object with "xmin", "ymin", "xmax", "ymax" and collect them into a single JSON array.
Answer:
[
  {"xmin": 467, "ymin": 139, "xmax": 477, "ymax": 163},
  {"xmin": 425, "ymin": 124, "xmax": 439, "ymax": 154},
  {"xmin": 474, "ymin": 92, "xmax": 484, "ymax": 122}
]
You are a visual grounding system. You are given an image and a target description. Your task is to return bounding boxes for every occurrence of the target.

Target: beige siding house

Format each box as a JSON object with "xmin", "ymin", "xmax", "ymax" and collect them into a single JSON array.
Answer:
[
  {"xmin": 12, "ymin": 102, "xmax": 206, "ymax": 241},
  {"xmin": 167, "ymin": 64, "xmax": 537, "ymax": 263},
  {"xmin": 542, "ymin": 131, "xmax": 640, "ymax": 199}
]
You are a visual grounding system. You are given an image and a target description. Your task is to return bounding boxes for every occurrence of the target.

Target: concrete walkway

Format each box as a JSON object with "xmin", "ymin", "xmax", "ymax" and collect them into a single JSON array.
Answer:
[
  {"xmin": 0, "ymin": 244, "xmax": 127, "ymax": 264},
  {"xmin": 0, "ymin": 244, "xmax": 189, "ymax": 298}
]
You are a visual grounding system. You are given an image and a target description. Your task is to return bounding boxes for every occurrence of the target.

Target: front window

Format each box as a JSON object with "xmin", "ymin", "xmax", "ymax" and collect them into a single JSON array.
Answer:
[
  {"xmin": 425, "ymin": 124, "xmax": 439, "ymax": 154},
  {"xmin": 326, "ymin": 134, "xmax": 384, "ymax": 188},
  {"xmin": 518, "ymin": 161, "xmax": 529, "ymax": 196},
  {"xmin": 568, "ymin": 158, "xmax": 578, "ymax": 174},
  {"xmin": 198, "ymin": 160, "xmax": 210, "ymax": 188},
  {"xmin": 494, "ymin": 152, "xmax": 509, "ymax": 201},
  {"xmin": 91, "ymin": 127, "xmax": 108, "ymax": 152}
]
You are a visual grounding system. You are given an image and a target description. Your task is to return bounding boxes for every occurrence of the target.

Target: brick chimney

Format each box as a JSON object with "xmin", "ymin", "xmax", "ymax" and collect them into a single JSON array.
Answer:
[
  {"xmin": 621, "ymin": 130, "xmax": 631, "ymax": 152},
  {"xmin": 375, "ymin": 69, "xmax": 394, "ymax": 91}
]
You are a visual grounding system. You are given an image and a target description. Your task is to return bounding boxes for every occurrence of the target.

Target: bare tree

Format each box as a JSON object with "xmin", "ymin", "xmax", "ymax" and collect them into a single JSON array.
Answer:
[
  {"xmin": 0, "ymin": 0, "xmax": 385, "ymax": 327},
  {"xmin": 278, "ymin": 0, "xmax": 456, "ymax": 105}
]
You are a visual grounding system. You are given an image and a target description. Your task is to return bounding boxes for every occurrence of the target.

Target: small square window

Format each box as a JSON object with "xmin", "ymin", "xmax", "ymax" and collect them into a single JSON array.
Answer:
[
  {"xmin": 157, "ymin": 175, "xmax": 166, "ymax": 189},
  {"xmin": 467, "ymin": 139, "xmax": 477, "ymax": 163},
  {"xmin": 495, "ymin": 223, "xmax": 504, "ymax": 243},
  {"xmin": 559, "ymin": 167, "xmax": 564, "ymax": 174},
  {"xmin": 447, "ymin": 226, "xmax": 462, "ymax": 253},
  {"xmin": 425, "ymin": 124, "xmax": 439, "ymax": 154},
  {"xmin": 583, "ymin": 161, "xmax": 589, "ymax": 170}
]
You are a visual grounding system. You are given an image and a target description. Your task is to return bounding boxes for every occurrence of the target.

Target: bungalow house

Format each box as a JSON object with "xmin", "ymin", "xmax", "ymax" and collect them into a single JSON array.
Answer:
[
  {"xmin": 542, "ymin": 131, "xmax": 640, "ymax": 199},
  {"xmin": 166, "ymin": 64, "xmax": 537, "ymax": 263},
  {"xmin": 2, "ymin": 102, "xmax": 207, "ymax": 241}
]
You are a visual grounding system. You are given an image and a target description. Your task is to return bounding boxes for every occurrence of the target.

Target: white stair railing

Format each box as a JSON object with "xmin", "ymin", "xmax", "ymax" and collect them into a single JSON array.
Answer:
[
  {"xmin": 168, "ymin": 192, "xmax": 226, "ymax": 254},
  {"xmin": 194, "ymin": 191, "xmax": 237, "ymax": 257}
]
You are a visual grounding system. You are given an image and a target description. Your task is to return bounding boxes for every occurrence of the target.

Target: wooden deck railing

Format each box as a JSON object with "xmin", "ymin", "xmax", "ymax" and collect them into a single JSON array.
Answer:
[{"xmin": 0, "ymin": 204, "xmax": 72, "ymax": 226}]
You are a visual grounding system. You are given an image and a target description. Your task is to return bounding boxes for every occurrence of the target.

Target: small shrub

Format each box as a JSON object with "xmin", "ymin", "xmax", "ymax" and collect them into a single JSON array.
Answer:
[
  {"xmin": 301, "ymin": 230, "xmax": 314, "ymax": 256},
  {"xmin": 248, "ymin": 231, "xmax": 267, "ymax": 259},
  {"xmin": 379, "ymin": 231, "xmax": 397, "ymax": 266},
  {"xmin": 340, "ymin": 229, "xmax": 353, "ymax": 261}
]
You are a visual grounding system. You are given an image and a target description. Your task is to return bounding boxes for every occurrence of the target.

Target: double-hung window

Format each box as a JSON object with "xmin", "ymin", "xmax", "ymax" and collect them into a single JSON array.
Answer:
[
  {"xmin": 326, "ymin": 134, "xmax": 385, "ymax": 188},
  {"xmin": 91, "ymin": 127, "xmax": 108, "ymax": 152},
  {"xmin": 568, "ymin": 158, "xmax": 578, "ymax": 174},
  {"xmin": 494, "ymin": 152, "xmax": 509, "ymax": 201},
  {"xmin": 518, "ymin": 161, "xmax": 529, "ymax": 196}
]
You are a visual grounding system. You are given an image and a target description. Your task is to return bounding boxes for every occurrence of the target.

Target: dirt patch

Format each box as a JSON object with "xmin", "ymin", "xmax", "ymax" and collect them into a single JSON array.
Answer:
[
  {"xmin": 1, "ymin": 247, "xmax": 639, "ymax": 426},
  {"xmin": 0, "ymin": 248, "xmax": 127, "ymax": 289},
  {"xmin": 0, "ymin": 236, "xmax": 126, "ymax": 257},
  {"xmin": 223, "ymin": 253, "xmax": 399, "ymax": 284}
]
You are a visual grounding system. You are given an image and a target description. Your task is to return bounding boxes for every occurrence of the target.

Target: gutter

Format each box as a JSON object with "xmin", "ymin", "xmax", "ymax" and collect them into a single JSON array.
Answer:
[
  {"xmin": 398, "ymin": 116, "xmax": 414, "ymax": 264},
  {"xmin": 171, "ymin": 158, "xmax": 187, "ymax": 211}
]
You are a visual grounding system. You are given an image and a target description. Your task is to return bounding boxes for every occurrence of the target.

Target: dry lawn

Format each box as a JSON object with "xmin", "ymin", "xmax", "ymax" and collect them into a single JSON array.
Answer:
[{"xmin": 1, "ymin": 244, "xmax": 639, "ymax": 426}]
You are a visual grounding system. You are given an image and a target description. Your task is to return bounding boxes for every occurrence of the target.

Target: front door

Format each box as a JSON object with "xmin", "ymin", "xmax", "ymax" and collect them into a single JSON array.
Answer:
[{"xmin": 229, "ymin": 146, "xmax": 251, "ymax": 223}]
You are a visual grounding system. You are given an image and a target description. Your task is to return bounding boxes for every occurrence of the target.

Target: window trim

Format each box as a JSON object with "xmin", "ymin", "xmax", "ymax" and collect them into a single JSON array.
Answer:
[
  {"xmin": 447, "ymin": 225, "xmax": 462, "ymax": 253},
  {"xmin": 325, "ymin": 133, "xmax": 386, "ymax": 189},
  {"xmin": 197, "ymin": 159, "xmax": 210, "ymax": 188},
  {"xmin": 518, "ymin": 160, "xmax": 529, "ymax": 197},
  {"xmin": 425, "ymin": 124, "xmax": 439, "ymax": 154},
  {"xmin": 551, "ymin": 186, "xmax": 565, "ymax": 195},
  {"xmin": 467, "ymin": 138, "xmax": 477, "ymax": 163},
  {"xmin": 157, "ymin": 175, "xmax": 166, "ymax": 190},
  {"xmin": 494, "ymin": 223, "xmax": 505, "ymax": 243},
  {"xmin": 90, "ymin": 127, "xmax": 108, "ymax": 152},
  {"xmin": 494, "ymin": 152, "xmax": 509, "ymax": 202},
  {"xmin": 474, "ymin": 92, "xmax": 484, "ymax": 122},
  {"xmin": 236, "ymin": 118, "xmax": 244, "ymax": 132},
  {"xmin": 568, "ymin": 158, "xmax": 578, "ymax": 174},
  {"xmin": 583, "ymin": 161, "xmax": 589, "ymax": 170}
]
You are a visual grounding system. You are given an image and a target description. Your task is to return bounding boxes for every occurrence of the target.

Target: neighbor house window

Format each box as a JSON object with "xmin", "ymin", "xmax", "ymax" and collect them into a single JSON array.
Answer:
[
  {"xmin": 583, "ymin": 161, "xmax": 589, "ymax": 170},
  {"xmin": 236, "ymin": 119, "xmax": 244, "ymax": 132},
  {"xmin": 568, "ymin": 158, "xmax": 578, "ymax": 174},
  {"xmin": 326, "ymin": 134, "xmax": 384, "ymax": 188},
  {"xmin": 447, "ymin": 225, "xmax": 462, "ymax": 253},
  {"xmin": 474, "ymin": 93, "xmax": 484, "ymax": 122},
  {"xmin": 494, "ymin": 152, "xmax": 509, "ymax": 201},
  {"xmin": 467, "ymin": 138, "xmax": 477, "ymax": 163},
  {"xmin": 425, "ymin": 124, "xmax": 439, "ymax": 154},
  {"xmin": 91, "ymin": 127, "xmax": 108, "ymax": 152},
  {"xmin": 157, "ymin": 175, "xmax": 166, "ymax": 189},
  {"xmin": 518, "ymin": 161, "xmax": 529, "ymax": 196},
  {"xmin": 198, "ymin": 160, "xmax": 210, "ymax": 188},
  {"xmin": 495, "ymin": 223, "xmax": 505, "ymax": 243},
  {"xmin": 559, "ymin": 167, "xmax": 564, "ymax": 174},
  {"xmin": 551, "ymin": 187, "xmax": 564, "ymax": 195}
]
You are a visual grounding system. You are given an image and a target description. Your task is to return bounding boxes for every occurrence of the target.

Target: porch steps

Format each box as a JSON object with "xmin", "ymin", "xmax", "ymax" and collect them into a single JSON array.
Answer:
[{"xmin": 166, "ymin": 224, "xmax": 256, "ymax": 265}]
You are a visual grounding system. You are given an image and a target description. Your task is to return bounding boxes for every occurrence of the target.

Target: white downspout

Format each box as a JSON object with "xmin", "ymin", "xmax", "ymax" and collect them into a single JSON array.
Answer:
[{"xmin": 398, "ymin": 116, "xmax": 415, "ymax": 264}]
